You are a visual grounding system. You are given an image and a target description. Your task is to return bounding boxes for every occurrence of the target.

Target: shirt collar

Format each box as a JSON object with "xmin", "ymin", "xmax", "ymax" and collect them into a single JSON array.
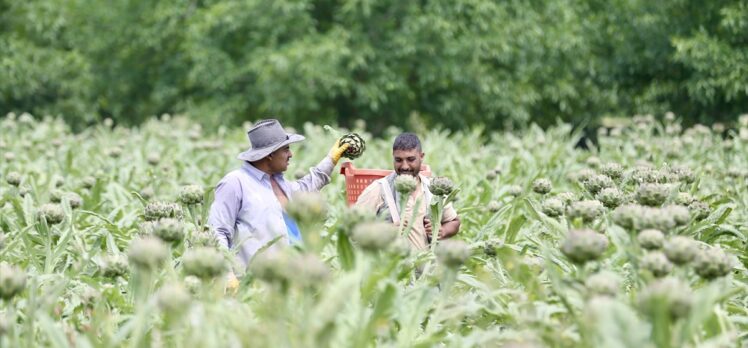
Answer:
[
  {"xmin": 242, "ymin": 162, "xmax": 287, "ymax": 184},
  {"xmin": 242, "ymin": 162, "xmax": 270, "ymax": 181}
]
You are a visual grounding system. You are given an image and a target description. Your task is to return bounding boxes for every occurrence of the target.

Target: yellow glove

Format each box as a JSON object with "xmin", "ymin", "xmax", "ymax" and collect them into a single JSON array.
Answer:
[
  {"xmin": 328, "ymin": 139, "xmax": 350, "ymax": 165},
  {"xmin": 226, "ymin": 274, "xmax": 240, "ymax": 295}
]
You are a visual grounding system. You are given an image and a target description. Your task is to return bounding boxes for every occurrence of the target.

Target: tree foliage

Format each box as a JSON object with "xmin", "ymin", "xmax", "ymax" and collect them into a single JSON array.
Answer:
[{"xmin": 0, "ymin": 0, "xmax": 746, "ymax": 131}]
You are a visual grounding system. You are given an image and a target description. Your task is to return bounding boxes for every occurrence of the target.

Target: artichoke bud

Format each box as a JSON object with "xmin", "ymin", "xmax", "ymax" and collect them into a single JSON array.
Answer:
[
  {"xmin": 101, "ymin": 253, "xmax": 129, "ymax": 278},
  {"xmin": 287, "ymin": 191, "xmax": 328, "ymax": 226},
  {"xmin": 291, "ymin": 253, "xmax": 330, "ymax": 287},
  {"xmin": 0, "ymin": 262, "xmax": 27, "ymax": 300},
  {"xmin": 635, "ymin": 183, "xmax": 670, "ymax": 206},
  {"xmin": 599, "ymin": 163, "xmax": 624, "ymax": 180},
  {"xmin": 541, "ymin": 198, "xmax": 565, "ymax": 217},
  {"xmin": 560, "ymin": 229, "xmax": 609, "ymax": 264},
  {"xmin": 585, "ymin": 271, "xmax": 620, "ymax": 297},
  {"xmin": 583, "ymin": 174, "xmax": 615, "ymax": 195},
  {"xmin": 351, "ymin": 221, "xmax": 398, "ymax": 252},
  {"xmin": 147, "ymin": 153, "xmax": 161, "ymax": 166},
  {"xmin": 663, "ymin": 205, "xmax": 689, "ymax": 226},
  {"xmin": 152, "ymin": 218, "xmax": 186, "ymax": 243},
  {"xmin": 50, "ymin": 189, "xmax": 64, "ymax": 203},
  {"xmin": 487, "ymin": 200, "xmax": 502, "ymax": 213},
  {"xmin": 63, "ymin": 192, "xmax": 83, "ymax": 209},
  {"xmin": 693, "ymin": 247, "xmax": 733, "ymax": 280},
  {"xmin": 566, "ymin": 200, "xmax": 604, "ymax": 222},
  {"xmin": 127, "ymin": 237, "xmax": 169, "ymax": 271},
  {"xmin": 663, "ymin": 236, "xmax": 697, "ymax": 265},
  {"xmin": 107, "ymin": 146, "xmax": 123, "ymax": 158},
  {"xmin": 435, "ymin": 239, "xmax": 471, "ymax": 268},
  {"xmin": 674, "ymin": 192, "xmax": 695, "ymax": 206},
  {"xmin": 507, "ymin": 185, "xmax": 523, "ymax": 197},
  {"xmin": 157, "ymin": 283, "xmax": 191, "ymax": 315},
  {"xmin": 178, "ymin": 185, "xmax": 204, "ymax": 205},
  {"xmin": 637, "ymin": 229, "xmax": 665, "ymax": 250},
  {"xmin": 638, "ymin": 277, "xmax": 691, "ymax": 319},
  {"xmin": 429, "ymin": 176, "xmax": 455, "ymax": 197},
  {"xmin": 640, "ymin": 252, "xmax": 673, "ymax": 277},
  {"xmin": 339, "ymin": 133, "xmax": 366, "ymax": 159},
  {"xmin": 182, "ymin": 247, "xmax": 226, "ymax": 279},
  {"xmin": 531, "ymin": 178, "xmax": 552, "ymax": 195},
  {"xmin": 394, "ymin": 174, "xmax": 418, "ymax": 196},
  {"xmin": 38, "ymin": 203, "xmax": 65, "ymax": 225},
  {"xmin": 596, "ymin": 187, "xmax": 623, "ymax": 208},
  {"xmin": 6, "ymin": 172, "xmax": 22, "ymax": 187},
  {"xmin": 688, "ymin": 201, "xmax": 710, "ymax": 220},
  {"xmin": 144, "ymin": 201, "xmax": 184, "ymax": 221}
]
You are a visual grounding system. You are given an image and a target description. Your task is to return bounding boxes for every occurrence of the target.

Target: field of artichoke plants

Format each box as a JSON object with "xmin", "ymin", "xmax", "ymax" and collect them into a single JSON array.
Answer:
[{"xmin": 1, "ymin": 112, "xmax": 748, "ymax": 347}]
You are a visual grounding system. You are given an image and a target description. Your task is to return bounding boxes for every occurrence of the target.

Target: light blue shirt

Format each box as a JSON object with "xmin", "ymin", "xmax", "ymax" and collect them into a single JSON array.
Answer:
[{"xmin": 208, "ymin": 158, "xmax": 335, "ymax": 270}]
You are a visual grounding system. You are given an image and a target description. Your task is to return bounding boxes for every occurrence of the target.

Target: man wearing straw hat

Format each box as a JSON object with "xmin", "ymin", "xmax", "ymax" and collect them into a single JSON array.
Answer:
[{"xmin": 208, "ymin": 119, "xmax": 350, "ymax": 293}]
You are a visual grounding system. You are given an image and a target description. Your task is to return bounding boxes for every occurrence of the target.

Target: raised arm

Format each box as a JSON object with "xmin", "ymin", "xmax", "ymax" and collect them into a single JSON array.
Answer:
[{"xmin": 289, "ymin": 140, "xmax": 350, "ymax": 192}]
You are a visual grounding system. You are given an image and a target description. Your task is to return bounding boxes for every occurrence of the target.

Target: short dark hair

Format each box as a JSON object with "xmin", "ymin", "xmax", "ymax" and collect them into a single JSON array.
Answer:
[{"xmin": 393, "ymin": 132, "xmax": 422, "ymax": 151}]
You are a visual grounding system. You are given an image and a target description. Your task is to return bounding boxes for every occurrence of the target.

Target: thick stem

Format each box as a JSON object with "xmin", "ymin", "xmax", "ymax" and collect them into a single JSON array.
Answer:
[{"xmin": 430, "ymin": 200, "xmax": 444, "ymax": 251}]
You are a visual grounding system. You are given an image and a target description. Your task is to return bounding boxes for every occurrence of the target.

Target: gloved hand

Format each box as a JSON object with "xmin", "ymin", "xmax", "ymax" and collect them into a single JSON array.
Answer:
[
  {"xmin": 226, "ymin": 273, "xmax": 240, "ymax": 295},
  {"xmin": 328, "ymin": 139, "xmax": 350, "ymax": 165}
]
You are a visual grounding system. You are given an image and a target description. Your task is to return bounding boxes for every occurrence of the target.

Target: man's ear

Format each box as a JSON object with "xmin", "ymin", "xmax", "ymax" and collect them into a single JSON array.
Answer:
[{"xmin": 420, "ymin": 152, "xmax": 425, "ymax": 160}]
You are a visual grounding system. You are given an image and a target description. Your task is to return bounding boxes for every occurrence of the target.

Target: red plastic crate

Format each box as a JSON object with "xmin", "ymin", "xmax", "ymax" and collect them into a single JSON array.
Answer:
[{"xmin": 339, "ymin": 161, "xmax": 432, "ymax": 206}]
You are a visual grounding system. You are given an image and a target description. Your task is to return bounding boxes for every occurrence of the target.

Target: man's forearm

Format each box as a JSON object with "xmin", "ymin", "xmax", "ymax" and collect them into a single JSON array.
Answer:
[
  {"xmin": 439, "ymin": 218, "xmax": 461, "ymax": 239},
  {"xmin": 293, "ymin": 157, "xmax": 334, "ymax": 192}
]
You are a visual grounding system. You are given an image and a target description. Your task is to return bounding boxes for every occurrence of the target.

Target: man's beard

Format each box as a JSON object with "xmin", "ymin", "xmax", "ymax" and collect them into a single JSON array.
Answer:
[{"xmin": 397, "ymin": 170, "xmax": 417, "ymax": 176}]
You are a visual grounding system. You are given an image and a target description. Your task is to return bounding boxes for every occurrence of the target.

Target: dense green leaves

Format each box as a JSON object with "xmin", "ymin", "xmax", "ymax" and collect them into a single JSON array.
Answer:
[{"xmin": 1, "ymin": 0, "xmax": 747, "ymax": 131}]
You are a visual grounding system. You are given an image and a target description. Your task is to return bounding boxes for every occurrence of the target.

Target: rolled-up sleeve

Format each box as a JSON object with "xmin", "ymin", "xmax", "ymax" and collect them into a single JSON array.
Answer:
[
  {"xmin": 354, "ymin": 182, "xmax": 383, "ymax": 211},
  {"xmin": 288, "ymin": 157, "xmax": 335, "ymax": 192},
  {"xmin": 208, "ymin": 175, "xmax": 242, "ymax": 249},
  {"xmin": 441, "ymin": 202, "xmax": 458, "ymax": 223}
]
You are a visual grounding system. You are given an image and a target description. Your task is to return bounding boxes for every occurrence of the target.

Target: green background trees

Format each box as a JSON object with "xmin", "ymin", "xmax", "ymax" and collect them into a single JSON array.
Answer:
[{"xmin": 1, "ymin": 0, "xmax": 746, "ymax": 132}]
